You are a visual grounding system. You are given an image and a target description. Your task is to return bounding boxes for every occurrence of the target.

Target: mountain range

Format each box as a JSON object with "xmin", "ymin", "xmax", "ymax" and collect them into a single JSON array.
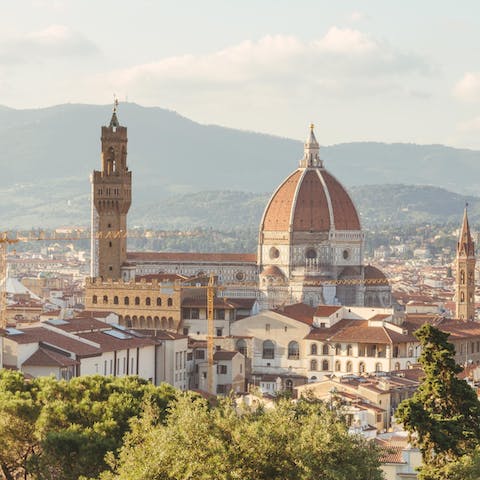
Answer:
[{"xmin": 1, "ymin": 103, "xmax": 479, "ymax": 229}]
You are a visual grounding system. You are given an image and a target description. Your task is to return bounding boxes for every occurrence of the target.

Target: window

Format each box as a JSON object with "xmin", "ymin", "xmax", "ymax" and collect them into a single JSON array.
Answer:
[
  {"xmin": 322, "ymin": 360, "xmax": 329, "ymax": 371},
  {"xmin": 335, "ymin": 360, "xmax": 341, "ymax": 371},
  {"xmin": 216, "ymin": 328, "xmax": 223, "ymax": 337},
  {"xmin": 195, "ymin": 350, "xmax": 205, "ymax": 360},
  {"xmin": 346, "ymin": 344, "xmax": 353, "ymax": 356},
  {"xmin": 216, "ymin": 309, "xmax": 225, "ymax": 320},
  {"xmin": 262, "ymin": 340, "xmax": 275, "ymax": 359},
  {"xmin": 146, "ymin": 297, "xmax": 151, "ymax": 306},
  {"xmin": 359, "ymin": 362, "xmax": 365, "ymax": 373},
  {"xmin": 288, "ymin": 341, "xmax": 300, "ymax": 360},
  {"xmin": 135, "ymin": 296, "xmax": 140, "ymax": 305},
  {"xmin": 395, "ymin": 362, "xmax": 401, "ymax": 371},
  {"xmin": 217, "ymin": 365, "xmax": 227, "ymax": 374},
  {"xmin": 310, "ymin": 359, "xmax": 318, "ymax": 371},
  {"xmin": 113, "ymin": 296, "xmax": 119, "ymax": 305},
  {"xmin": 335, "ymin": 343, "xmax": 341, "ymax": 355},
  {"xmin": 124, "ymin": 296, "xmax": 129, "ymax": 305},
  {"xmin": 183, "ymin": 327, "xmax": 189, "ymax": 335},
  {"xmin": 217, "ymin": 384, "xmax": 226, "ymax": 394},
  {"xmin": 236, "ymin": 339, "xmax": 247, "ymax": 356},
  {"xmin": 346, "ymin": 361, "xmax": 352, "ymax": 373},
  {"xmin": 92, "ymin": 295, "xmax": 98, "ymax": 304},
  {"xmin": 322, "ymin": 344, "xmax": 329, "ymax": 355},
  {"xmin": 310, "ymin": 343, "xmax": 317, "ymax": 355},
  {"xmin": 167, "ymin": 298, "xmax": 173, "ymax": 306},
  {"xmin": 375, "ymin": 362, "xmax": 382, "ymax": 372},
  {"xmin": 103, "ymin": 295, "xmax": 108, "ymax": 304},
  {"xmin": 285, "ymin": 379, "xmax": 293, "ymax": 391},
  {"xmin": 265, "ymin": 323, "xmax": 270, "ymax": 332},
  {"xmin": 157, "ymin": 297, "xmax": 162, "ymax": 306},
  {"xmin": 306, "ymin": 248, "xmax": 317, "ymax": 259}
]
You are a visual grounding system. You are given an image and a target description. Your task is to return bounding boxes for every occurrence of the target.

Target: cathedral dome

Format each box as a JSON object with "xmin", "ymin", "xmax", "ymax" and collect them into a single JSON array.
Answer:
[{"xmin": 260, "ymin": 126, "xmax": 360, "ymax": 233}]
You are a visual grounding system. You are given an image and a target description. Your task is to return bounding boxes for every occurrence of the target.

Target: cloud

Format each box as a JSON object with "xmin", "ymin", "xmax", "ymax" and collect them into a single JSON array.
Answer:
[
  {"xmin": 100, "ymin": 28, "xmax": 429, "ymax": 101},
  {"xmin": 0, "ymin": 25, "xmax": 98, "ymax": 64},
  {"xmin": 453, "ymin": 72, "xmax": 480, "ymax": 102}
]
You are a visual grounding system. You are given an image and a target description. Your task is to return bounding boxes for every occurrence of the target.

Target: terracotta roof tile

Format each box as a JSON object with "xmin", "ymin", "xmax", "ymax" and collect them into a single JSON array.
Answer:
[
  {"xmin": 127, "ymin": 252, "xmax": 256, "ymax": 263},
  {"xmin": 273, "ymin": 303, "xmax": 316, "ymax": 325},
  {"xmin": 22, "ymin": 347, "xmax": 79, "ymax": 367}
]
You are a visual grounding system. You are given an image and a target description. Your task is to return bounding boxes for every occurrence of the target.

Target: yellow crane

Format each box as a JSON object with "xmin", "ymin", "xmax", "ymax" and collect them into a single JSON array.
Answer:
[{"xmin": 207, "ymin": 273, "xmax": 215, "ymax": 395}]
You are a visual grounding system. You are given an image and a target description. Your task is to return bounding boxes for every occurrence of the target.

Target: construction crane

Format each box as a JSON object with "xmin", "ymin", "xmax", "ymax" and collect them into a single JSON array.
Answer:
[
  {"xmin": 207, "ymin": 273, "xmax": 215, "ymax": 395},
  {"xmin": 0, "ymin": 234, "xmax": 19, "ymax": 329}
]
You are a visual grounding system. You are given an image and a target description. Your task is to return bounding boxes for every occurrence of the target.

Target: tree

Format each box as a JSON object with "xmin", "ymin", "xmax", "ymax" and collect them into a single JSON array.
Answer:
[
  {"xmin": 396, "ymin": 323, "xmax": 480, "ymax": 480},
  {"xmin": 0, "ymin": 371, "xmax": 177, "ymax": 480},
  {"xmin": 100, "ymin": 394, "xmax": 383, "ymax": 480}
]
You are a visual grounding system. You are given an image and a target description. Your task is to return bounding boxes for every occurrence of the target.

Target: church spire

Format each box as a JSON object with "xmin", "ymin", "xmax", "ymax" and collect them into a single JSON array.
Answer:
[
  {"xmin": 458, "ymin": 205, "xmax": 475, "ymax": 256},
  {"xmin": 456, "ymin": 205, "xmax": 476, "ymax": 320},
  {"xmin": 109, "ymin": 96, "xmax": 120, "ymax": 128},
  {"xmin": 300, "ymin": 123, "xmax": 322, "ymax": 168}
]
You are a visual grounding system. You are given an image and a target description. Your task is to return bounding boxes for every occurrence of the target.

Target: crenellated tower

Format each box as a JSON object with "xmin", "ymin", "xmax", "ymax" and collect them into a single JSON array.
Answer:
[
  {"xmin": 91, "ymin": 101, "xmax": 131, "ymax": 280},
  {"xmin": 456, "ymin": 206, "xmax": 476, "ymax": 320}
]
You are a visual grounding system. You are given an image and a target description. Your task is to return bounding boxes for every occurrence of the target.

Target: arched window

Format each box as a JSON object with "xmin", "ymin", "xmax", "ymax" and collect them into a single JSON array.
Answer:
[
  {"xmin": 395, "ymin": 362, "xmax": 401, "ymax": 371},
  {"xmin": 145, "ymin": 297, "xmax": 151, "ymax": 306},
  {"xmin": 375, "ymin": 363, "xmax": 383, "ymax": 372},
  {"xmin": 156, "ymin": 297, "xmax": 162, "ymax": 306},
  {"xmin": 335, "ymin": 360, "xmax": 341, "ymax": 371},
  {"xmin": 346, "ymin": 361, "xmax": 352, "ymax": 373},
  {"xmin": 306, "ymin": 248, "xmax": 317, "ymax": 259},
  {"xmin": 167, "ymin": 298, "xmax": 173, "ymax": 307},
  {"xmin": 168, "ymin": 317, "xmax": 174, "ymax": 330},
  {"xmin": 92, "ymin": 295, "xmax": 97, "ymax": 304},
  {"xmin": 262, "ymin": 340, "xmax": 275, "ymax": 359},
  {"xmin": 461, "ymin": 292, "xmax": 465, "ymax": 302},
  {"xmin": 322, "ymin": 360, "xmax": 329, "ymax": 371},
  {"xmin": 124, "ymin": 296, "xmax": 129, "ymax": 305},
  {"xmin": 322, "ymin": 344, "xmax": 329, "ymax": 355},
  {"xmin": 135, "ymin": 296, "xmax": 140, "ymax": 305},
  {"xmin": 310, "ymin": 359, "xmax": 318, "ymax": 371},
  {"xmin": 310, "ymin": 343, "xmax": 318, "ymax": 355},
  {"xmin": 461, "ymin": 270, "xmax": 465, "ymax": 284},
  {"xmin": 161, "ymin": 317, "xmax": 167, "ymax": 329},
  {"xmin": 103, "ymin": 295, "xmax": 108, "ymax": 304},
  {"xmin": 285, "ymin": 379, "xmax": 293, "ymax": 392},
  {"xmin": 335, "ymin": 344, "xmax": 341, "ymax": 355},
  {"xmin": 236, "ymin": 339, "xmax": 247, "ymax": 356},
  {"xmin": 113, "ymin": 296, "xmax": 119, "ymax": 305},
  {"xmin": 288, "ymin": 341, "xmax": 300, "ymax": 360},
  {"xmin": 359, "ymin": 362, "xmax": 366, "ymax": 373},
  {"xmin": 125, "ymin": 316, "xmax": 132, "ymax": 328},
  {"xmin": 346, "ymin": 344, "xmax": 353, "ymax": 356}
]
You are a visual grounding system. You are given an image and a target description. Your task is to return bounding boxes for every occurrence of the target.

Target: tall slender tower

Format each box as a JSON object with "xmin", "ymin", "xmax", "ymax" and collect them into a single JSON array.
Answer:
[
  {"xmin": 91, "ymin": 101, "xmax": 131, "ymax": 280},
  {"xmin": 456, "ymin": 206, "xmax": 475, "ymax": 320}
]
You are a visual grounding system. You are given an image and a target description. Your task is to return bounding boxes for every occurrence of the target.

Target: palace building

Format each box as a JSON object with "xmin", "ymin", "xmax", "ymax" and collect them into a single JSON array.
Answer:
[{"xmin": 85, "ymin": 106, "xmax": 391, "ymax": 329}]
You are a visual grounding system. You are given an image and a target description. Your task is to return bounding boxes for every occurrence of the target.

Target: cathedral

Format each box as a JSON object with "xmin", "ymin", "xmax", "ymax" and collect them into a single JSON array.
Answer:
[{"xmin": 87, "ymin": 105, "xmax": 391, "ymax": 321}]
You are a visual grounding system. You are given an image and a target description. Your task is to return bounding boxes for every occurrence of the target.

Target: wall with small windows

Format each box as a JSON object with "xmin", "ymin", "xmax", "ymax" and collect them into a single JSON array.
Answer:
[{"xmin": 85, "ymin": 277, "xmax": 181, "ymax": 331}]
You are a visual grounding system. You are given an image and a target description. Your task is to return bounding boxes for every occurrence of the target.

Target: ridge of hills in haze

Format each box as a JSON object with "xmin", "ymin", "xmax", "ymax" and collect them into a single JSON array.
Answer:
[{"xmin": 1, "ymin": 103, "xmax": 479, "ymax": 229}]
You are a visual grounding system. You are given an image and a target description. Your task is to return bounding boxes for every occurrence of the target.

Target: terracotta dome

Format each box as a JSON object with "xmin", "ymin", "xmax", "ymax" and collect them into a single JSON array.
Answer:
[
  {"xmin": 364, "ymin": 265, "xmax": 389, "ymax": 285},
  {"xmin": 260, "ymin": 158, "xmax": 360, "ymax": 234}
]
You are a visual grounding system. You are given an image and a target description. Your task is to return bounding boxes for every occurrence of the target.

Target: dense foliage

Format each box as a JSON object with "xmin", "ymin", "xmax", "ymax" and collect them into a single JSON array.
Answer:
[
  {"xmin": 98, "ymin": 394, "xmax": 383, "ymax": 480},
  {"xmin": 396, "ymin": 324, "xmax": 480, "ymax": 480},
  {"xmin": 0, "ymin": 371, "xmax": 176, "ymax": 480}
]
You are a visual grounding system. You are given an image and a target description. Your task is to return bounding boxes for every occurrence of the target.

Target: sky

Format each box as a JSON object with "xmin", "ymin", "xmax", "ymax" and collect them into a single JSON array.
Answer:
[{"xmin": 1, "ymin": 1, "xmax": 480, "ymax": 148}]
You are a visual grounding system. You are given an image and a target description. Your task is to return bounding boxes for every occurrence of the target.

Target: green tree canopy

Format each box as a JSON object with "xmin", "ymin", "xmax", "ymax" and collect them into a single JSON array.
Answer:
[
  {"xmin": 99, "ymin": 394, "xmax": 383, "ymax": 480},
  {"xmin": 0, "ymin": 371, "xmax": 176, "ymax": 480},
  {"xmin": 396, "ymin": 323, "xmax": 480, "ymax": 480}
]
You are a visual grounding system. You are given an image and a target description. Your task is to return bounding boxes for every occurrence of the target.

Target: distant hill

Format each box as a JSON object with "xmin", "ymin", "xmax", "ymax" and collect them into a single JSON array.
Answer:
[
  {"xmin": 1, "ymin": 102, "xmax": 480, "ymax": 229},
  {"xmin": 0, "ymin": 182, "xmax": 478, "ymax": 230}
]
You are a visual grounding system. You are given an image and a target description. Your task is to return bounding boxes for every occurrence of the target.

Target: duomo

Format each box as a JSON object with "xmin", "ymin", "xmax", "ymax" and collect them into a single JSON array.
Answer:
[{"xmin": 86, "ymin": 104, "xmax": 392, "ymax": 331}]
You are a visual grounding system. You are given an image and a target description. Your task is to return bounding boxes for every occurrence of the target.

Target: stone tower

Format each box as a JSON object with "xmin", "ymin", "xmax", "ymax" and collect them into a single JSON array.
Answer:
[
  {"xmin": 456, "ymin": 207, "xmax": 475, "ymax": 320},
  {"xmin": 91, "ymin": 102, "xmax": 131, "ymax": 280}
]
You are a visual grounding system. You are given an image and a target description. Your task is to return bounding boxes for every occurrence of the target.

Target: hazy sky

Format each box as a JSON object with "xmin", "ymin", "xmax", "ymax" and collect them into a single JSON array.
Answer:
[{"xmin": 2, "ymin": 1, "xmax": 480, "ymax": 148}]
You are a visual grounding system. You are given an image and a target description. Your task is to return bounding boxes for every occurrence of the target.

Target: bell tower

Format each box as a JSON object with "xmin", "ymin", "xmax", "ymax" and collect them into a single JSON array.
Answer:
[
  {"xmin": 91, "ymin": 100, "xmax": 131, "ymax": 280},
  {"xmin": 456, "ymin": 206, "xmax": 475, "ymax": 320}
]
